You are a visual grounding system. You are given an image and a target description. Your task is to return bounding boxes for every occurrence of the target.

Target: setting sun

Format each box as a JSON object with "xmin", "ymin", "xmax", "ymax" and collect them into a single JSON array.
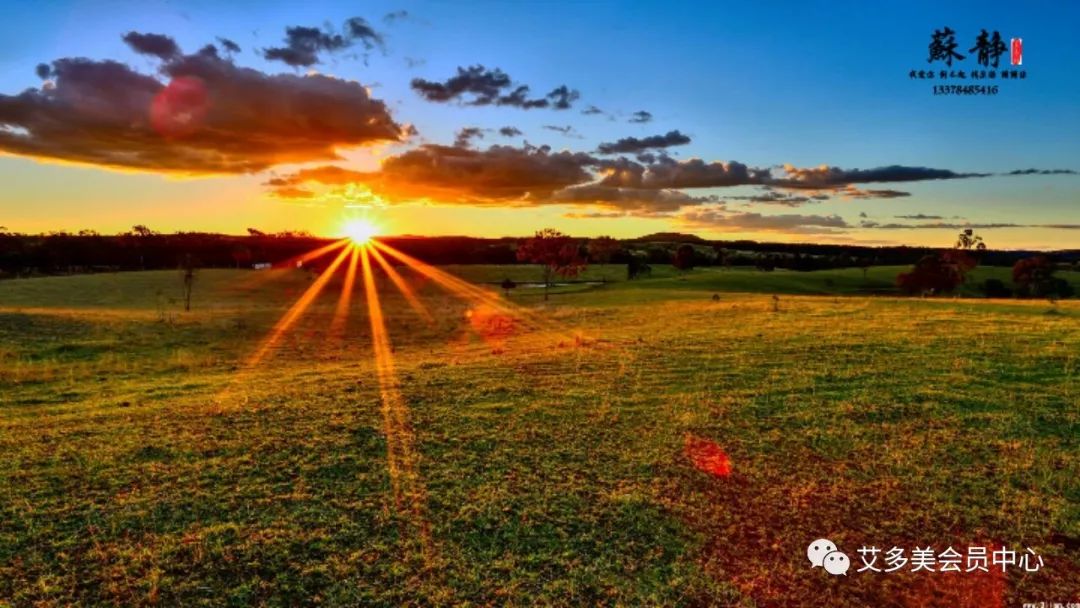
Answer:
[{"xmin": 343, "ymin": 219, "xmax": 379, "ymax": 244}]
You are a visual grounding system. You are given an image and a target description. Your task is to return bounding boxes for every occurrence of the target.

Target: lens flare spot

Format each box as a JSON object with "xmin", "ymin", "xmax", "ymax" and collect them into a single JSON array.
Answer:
[
  {"xmin": 684, "ymin": 434, "xmax": 732, "ymax": 478},
  {"xmin": 150, "ymin": 76, "xmax": 209, "ymax": 138}
]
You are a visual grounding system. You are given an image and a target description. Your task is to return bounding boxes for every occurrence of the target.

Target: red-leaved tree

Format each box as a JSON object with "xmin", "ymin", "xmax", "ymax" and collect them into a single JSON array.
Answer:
[{"xmin": 516, "ymin": 228, "xmax": 587, "ymax": 301}]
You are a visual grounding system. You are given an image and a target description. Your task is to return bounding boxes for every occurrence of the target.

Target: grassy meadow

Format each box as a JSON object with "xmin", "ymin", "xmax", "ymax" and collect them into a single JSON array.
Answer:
[{"xmin": 1, "ymin": 264, "xmax": 1078, "ymax": 606}]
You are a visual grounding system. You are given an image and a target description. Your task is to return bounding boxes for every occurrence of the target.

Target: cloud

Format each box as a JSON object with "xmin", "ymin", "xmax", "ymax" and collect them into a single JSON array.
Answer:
[
  {"xmin": 269, "ymin": 186, "xmax": 316, "ymax": 199},
  {"xmin": 863, "ymin": 221, "xmax": 1080, "ymax": 230},
  {"xmin": 563, "ymin": 211, "xmax": 636, "ymax": 219},
  {"xmin": 600, "ymin": 157, "xmax": 771, "ymax": 189},
  {"xmin": 123, "ymin": 31, "xmax": 181, "ymax": 60},
  {"xmin": 262, "ymin": 17, "xmax": 384, "ymax": 67},
  {"xmin": 728, "ymin": 189, "xmax": 826, "ymax": 207},
  {"xmin": 217, "ymin": 37, "xmax": 241, "ymax": 54},
  {"xmin": 680, "ymin": 208, "xmax": 850, "ymax": 234},
  {"xmin": 267, "ymin": 144, "xmax": 595, "ymax": 204},
  {"xmin": 629, "ymin": 110, "xmax": 652, "ymax": 123},
  {"xmin": 410, "ymin": 66, "xmax": 510, "ymax": 103},
  {"xmin": 552, "ymin": 184, "xmax": 716, "ymax": 214},
  {"xmin": 836, "ymin": 185, "xmax": 911, "ymax": 199},
  {"xmin": 895, "ymin": 214, "xmax": 944, "ymax": 220},
  {"xmin": 383, "ymin": 10, "xmax": 410, "ymax": 24},
  {"xmin": 597, "ymin": 130, "xmax": 691, "ymax": 154},
  {"xmin": 546, "ymin": 85, "xmax": 580, "ymax": 110},
  {"xmin": 772, "ymin": 164, "xmax": 989, "ymax": 189},
  {"xmin": 454, "ymin": 126, "xmax": 487, "ymax": 148},
  {"xmin": 1005, "ymin": 168, "xmax": 1077, "ymax": 176},
  {"xmin": 0, "ymin": 35, "xmax": 401, "ymax": 174},
  {"xmin": 543, "ymin": 124, "xmax": 581, "ymax": 138},
  {"xmin": 581, "ymin": 105, "xmax": 605, "ymax": 116},
  {"xmin": 498, "ymin": 126, "xmax": 523, "ymax": 137},
  {"xmin": 410, "ymin": 65, "xmax": 578, "ymax": 109}
]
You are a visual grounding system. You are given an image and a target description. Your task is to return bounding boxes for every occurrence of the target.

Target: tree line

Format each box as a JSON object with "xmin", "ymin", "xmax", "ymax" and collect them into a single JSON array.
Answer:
[{"xmin": 1, "ymin": 226, "xmax": 1077, "ymax": 301}]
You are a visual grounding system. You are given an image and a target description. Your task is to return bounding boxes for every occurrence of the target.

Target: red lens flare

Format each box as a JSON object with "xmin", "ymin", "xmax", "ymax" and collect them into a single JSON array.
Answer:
[
  {"xmin": 684, "ymin": 434, "xmax": 732, "ymax": 478},
  {"xmin": 151, "ymin": 76, "xmax": 210, "ymax": 138}
]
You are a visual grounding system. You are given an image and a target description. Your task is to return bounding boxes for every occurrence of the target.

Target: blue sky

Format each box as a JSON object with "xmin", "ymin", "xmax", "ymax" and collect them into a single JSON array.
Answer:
[{"xmin": 0, "ymin": 0, "xmax": 1077, "ymax": 247}]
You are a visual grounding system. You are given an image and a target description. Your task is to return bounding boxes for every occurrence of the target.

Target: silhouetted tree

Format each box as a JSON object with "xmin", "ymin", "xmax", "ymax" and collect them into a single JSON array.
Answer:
[
  {"xmin": 516, "ymin": 228, "xmax": 586, "ymax": 301},
  {"xmin": 755, "ymin": 256, "xmax": 776, "ymax": 272},
  {"xmin": 856, "ymin": 257, "xmax": 873, "ymax": 281},
  {"xmin": 981, "ymin": 278, "xmax": 1012, "ymax": 298},
  {"xmin": 715, "ymin": 247, "xmax": 732, "ymax": 270},
  {"xmin": 231, "ymin": 244, "xmax": 252, "ymax": 269},
  {"xmin": 587, "ymin": 236, "xmax": 620, "ymax": 283},
  {"xmin": 672, "ymin": 244, "xmax": 696, "ymax": 273},
  {"xmin": 181, "ymin": 254, "xmax": 197, "ymax": 311},
  {"xmin": 955, "ymin": 228, "xmax": 987, "ymax": 253},
  {"xmin": 501, "ymin": 277, "xmax": 517, "ymax": 297},
  {"xmin": 1013, "ymin": 255, "xmax": 1074, "ymax": 301},
  {"xmin": 627, "ymin": 255, "xmax": 651, "ymax": 280}
]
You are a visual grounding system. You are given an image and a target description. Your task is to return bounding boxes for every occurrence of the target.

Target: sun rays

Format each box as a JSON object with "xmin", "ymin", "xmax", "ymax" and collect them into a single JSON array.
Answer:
[{"xmin": 229, "ymin": 232, "xmax": 552, "ymax": 570}]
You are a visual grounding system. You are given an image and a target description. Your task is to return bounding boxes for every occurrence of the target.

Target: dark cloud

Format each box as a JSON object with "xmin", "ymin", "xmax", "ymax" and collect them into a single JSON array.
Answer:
[
  {"xmin": 410, "ymin": 65, "xmax": 578, "ymax": 110},
  {"xmin": 123, "ymin": 31, "xmax": 181, "ymax": 60},
  {"xmin": 0, "ymin": 39, "xmax": 401, "ymax": 174},
  {"xmin": 773, "ymin": 164, "xmax": 989, "ymax": 189},
  {"xmin": 552, "ymin": 184, "xmax": 716, "ymax": 214},
  {"xmin": 498, "ymin": 126, "xmax": 523, "ymax": 137},
  {"xmin": 597, "ymin": 130, "xmax": 691, "ymax": 154},
  {"xmin": 895, "ymin": 214, "xmax": 943, "ymax": 220},
  {"xmin": 410, "ymin": 65, "xmax": 510, "ymax": 103},
  {"xmin": 543, "ymin": 124, "xmax": 580, "ymax": 138},
  {"xmin": 454, "ymin": 126, "xmax": 487, "ymax": 148},
  {"xmin": 268, "ymin": 144, "xmax": 595, "ymax": 204},
  {"xmin": 1005, "ymin": 168, "xmax": 1077, "ymax": 176},
  {"xmin": 217, "ymin": 37, "xmax": 241, "ymax": 54},
  {"xmin": 262, "ymin": 17, "xmax": 383, "ymax": 67},
  {"xmin": 563, "ymin": 211, "xmax": 635, "ymax": 219},
  {"xmin": 197, "ymin": 44, "xmax": 220, "ymax": 59},
  {"xmin": 629, "ymin": 110, "xmax": 652, "ymax": 123},
  {"xmin": 495, "ymin": 85, "xmax": 550, "ymax": 109},
  {"xmin": 383, "ymin": 10, "xmax": 410, "ymax": 24},
  {"xmin": 404, "ymin": 57, "xmax": 426, "ymax": 69},
  {"xmin": 581, "ymin": 105, "xmax": 605, "ymax": 116},
  {"xmin": 729, "ymin": 190, "xmax": 823, "ymax": 207},
  {"xmin": 600, "ymin": 157, "xmax": 772, "ymax": 190},
  {"xmin": 864, "ymin": 221, "xmax": 1080, "ymax": 230},
  {"xmin": 344, "ymin": 17, "xmax": 383, "ymax": 48},
  {"xmin": 680, "ymin": 208, "xmax": 850, "ymax": 234},
  {"xmin": 35, "ymin": 63, "xmax": 52, "ymax": 80},
  {"xmin": 836, "ymin": 186, "xmax": 911, "ymax": 199},
  {"xmin": 268, "ymin": 147, "xmax": 714, "ymax": 215},
  {"xmin": 546, "ymin": 85, "xmax": 580, "ymax": 110}
]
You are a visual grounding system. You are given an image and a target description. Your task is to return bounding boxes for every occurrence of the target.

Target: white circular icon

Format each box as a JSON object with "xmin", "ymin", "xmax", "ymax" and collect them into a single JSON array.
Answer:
[
  {"xmin": 823, "ymin": 550, "xmax": 850, "ymax": 575},
  {"xmin": 806, "ymin": 538, "xmax": 836, "ymax": 568}
]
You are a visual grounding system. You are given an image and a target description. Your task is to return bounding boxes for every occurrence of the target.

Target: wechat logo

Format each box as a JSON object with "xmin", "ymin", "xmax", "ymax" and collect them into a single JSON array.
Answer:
[{"xmin": 807, "ymin": 538, "xmax": 850, "ymax": 576}]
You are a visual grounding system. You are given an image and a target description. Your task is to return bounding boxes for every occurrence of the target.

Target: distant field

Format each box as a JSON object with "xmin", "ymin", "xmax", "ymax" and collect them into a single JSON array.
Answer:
[{"xmin": 1, "ymin": 266, "xmax": 1078, "ymax": 606}]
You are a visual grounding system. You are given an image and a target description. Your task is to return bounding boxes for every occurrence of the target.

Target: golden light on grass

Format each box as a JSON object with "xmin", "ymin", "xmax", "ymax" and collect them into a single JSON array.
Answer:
[{"xmin": 227, "ymin": 229, "xmax": 579, "ymax": 566}]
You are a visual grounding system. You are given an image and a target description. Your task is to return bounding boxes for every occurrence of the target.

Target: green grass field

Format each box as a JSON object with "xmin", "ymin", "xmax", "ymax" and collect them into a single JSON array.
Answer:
[{"xmin": 1, "ymin": 265, "xmax": 1078, "ymax": 606}]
